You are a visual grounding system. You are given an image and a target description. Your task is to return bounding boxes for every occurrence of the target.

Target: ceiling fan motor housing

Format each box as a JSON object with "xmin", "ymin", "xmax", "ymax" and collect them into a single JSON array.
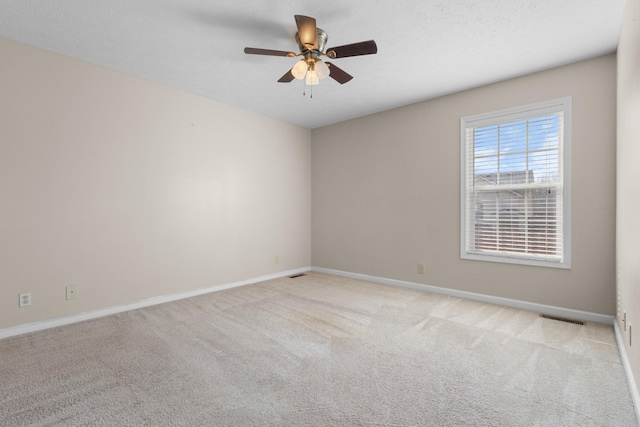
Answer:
[{"xmin": 296, "ymin": 28, "xmax": 328, "ymax": 54}]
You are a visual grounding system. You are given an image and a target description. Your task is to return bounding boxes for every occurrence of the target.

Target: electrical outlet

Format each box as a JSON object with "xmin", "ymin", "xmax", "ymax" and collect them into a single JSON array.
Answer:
[
  {"xmin": 274, "ymin": 256, "xmax": 280, "ymax": 264},
  {"xmin": 630, "ymin": 324, "xmax": 633, "ymax": 347},
  {"xmin": 19, "ymin": 292, "xmax": 32, "ymax": 308},
  {"xmin": 418, "ymin": 263, "xmax": 425, "ymax": 274},
  {"xmin": 66, "ymin": 285, "xmax": 78, "ymax": 300},
  {"xmin": 623, "ymin": 311, "xmax": 627, "ymax": 331}
]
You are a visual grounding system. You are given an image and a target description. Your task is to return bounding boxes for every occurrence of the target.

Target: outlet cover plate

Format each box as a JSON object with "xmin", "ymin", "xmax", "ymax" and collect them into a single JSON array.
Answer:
[{"xmin": 19, "ymin": 292, "xmax": 32, "ymax": 307}]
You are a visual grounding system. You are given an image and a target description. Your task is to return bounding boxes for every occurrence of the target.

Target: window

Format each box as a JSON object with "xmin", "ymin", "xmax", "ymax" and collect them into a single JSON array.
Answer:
[{"xmin": 460, "ymin": 97, "xmax": 571, "ymax": 268}]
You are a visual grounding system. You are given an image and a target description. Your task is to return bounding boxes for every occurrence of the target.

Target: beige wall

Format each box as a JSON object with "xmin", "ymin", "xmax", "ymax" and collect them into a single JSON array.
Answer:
[
  {"xmin": 312, "ymin": 54, "xmax": 616, "ymax": 315},
  {"xmin": 0, "ymin": 37, "xmax": 311, "ymax": 329},
  {"xmin": 617, "ymin": 0, "xmax": 640, "ymax": 407}
]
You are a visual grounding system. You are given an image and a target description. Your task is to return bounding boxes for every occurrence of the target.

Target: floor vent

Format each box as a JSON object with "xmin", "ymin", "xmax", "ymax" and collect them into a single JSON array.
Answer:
[
  {"xmin": 539, "ymin": 314, "xmax": 585, "ymax": 325},
  {"xmin": 289, "ymin": 274, "xmax": 306, "ymax": 279}
]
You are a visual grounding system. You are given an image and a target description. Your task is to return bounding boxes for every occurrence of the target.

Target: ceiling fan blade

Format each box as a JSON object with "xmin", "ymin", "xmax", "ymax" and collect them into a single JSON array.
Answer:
[
  {"xmin": 244, "ymin": 47, "xmax": 296, "ymax": 57},
  {"xmin": 295, "ymin": 15, "xmax": 318, "ymax": 50},
  {"xmin": 326, "ymin": 40, "xmax": 377, "ymax": 58},
  {"xmin": 277, "ymin": 69, "xmax": 296, "ymax": 83},
  {"xmin": 325, "ymin": 62, "xmax": 353, "ymax": 84}
]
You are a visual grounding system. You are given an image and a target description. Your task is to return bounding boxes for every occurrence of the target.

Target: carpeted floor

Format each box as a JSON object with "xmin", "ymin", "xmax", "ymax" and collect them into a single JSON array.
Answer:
[{"xmin": 1, "ymin": 272, "xmax": 638, "ymax": 426}]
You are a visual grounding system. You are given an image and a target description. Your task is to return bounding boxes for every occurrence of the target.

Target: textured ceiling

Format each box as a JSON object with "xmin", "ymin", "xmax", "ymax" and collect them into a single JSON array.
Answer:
[{"xmin": 0, "ymin": 0, "xmax": 626, "ymax": 129}]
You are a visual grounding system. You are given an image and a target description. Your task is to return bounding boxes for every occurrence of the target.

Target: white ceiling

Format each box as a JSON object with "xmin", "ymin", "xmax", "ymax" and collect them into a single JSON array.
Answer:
[{"xmin": 1, "ymin": 0, "xmax": 625, "ymax": 129}]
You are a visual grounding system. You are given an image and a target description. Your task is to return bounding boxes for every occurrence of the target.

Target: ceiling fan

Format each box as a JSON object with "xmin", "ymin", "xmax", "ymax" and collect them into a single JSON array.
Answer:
[{"xmin": 244, "ymin": 15, "xmax": 377, "ymax": 87}]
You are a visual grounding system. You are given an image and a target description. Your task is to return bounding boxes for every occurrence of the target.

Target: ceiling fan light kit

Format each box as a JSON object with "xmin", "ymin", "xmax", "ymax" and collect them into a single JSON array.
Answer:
[{"xmin": 244, "ymin": 15, "xmax": 377, "ymax": 94}]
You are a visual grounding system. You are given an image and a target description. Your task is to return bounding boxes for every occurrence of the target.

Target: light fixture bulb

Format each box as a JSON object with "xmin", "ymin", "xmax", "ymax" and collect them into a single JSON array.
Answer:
[
  {"xmin": 292, "ymin": 60, "xmax": 308, "ymax": 80},
  {"xmin": 315, "ymin": 60, "xmax": 330, "ymax": 79},
  {"xmin": 306, "ymin": 70, "xmax": 319, "ymax": 85}
]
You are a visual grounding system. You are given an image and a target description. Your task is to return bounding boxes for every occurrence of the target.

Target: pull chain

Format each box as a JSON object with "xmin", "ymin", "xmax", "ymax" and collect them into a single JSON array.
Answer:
[{"xmin": 301, "ymin": 80, "xmax": 314, "ymax": 98}]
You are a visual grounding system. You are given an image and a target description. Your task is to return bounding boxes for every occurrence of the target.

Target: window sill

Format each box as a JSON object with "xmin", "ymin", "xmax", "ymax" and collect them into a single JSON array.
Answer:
[{"xmin": 461, "ymin": 251, "xmax": 571, "ymax": 269}]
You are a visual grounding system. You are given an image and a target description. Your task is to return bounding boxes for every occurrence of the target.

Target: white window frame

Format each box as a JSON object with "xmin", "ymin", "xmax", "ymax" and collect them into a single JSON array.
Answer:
[{"xmin": 460, "ymin": 97, "xmax": 572, "ymax": 269}]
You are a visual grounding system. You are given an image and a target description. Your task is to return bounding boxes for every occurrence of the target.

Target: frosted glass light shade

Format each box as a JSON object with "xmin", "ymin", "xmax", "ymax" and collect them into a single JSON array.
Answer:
[
  {"xmin": 315, "ymin": 60, "xmax": 330, "ymax": 79},
  {"xmin": 306, "ymin": 70, "xmax": 319, "ymax": 85},
  {"xmin": 292, "ymin": 60, "xmax": 308, "ymax": 79}
]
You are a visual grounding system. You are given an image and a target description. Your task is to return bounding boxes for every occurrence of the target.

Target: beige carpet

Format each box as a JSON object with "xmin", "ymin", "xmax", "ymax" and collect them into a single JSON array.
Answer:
[{"xmin": 1, "ymin": 272, "xmax": 637, "ymax": 426}]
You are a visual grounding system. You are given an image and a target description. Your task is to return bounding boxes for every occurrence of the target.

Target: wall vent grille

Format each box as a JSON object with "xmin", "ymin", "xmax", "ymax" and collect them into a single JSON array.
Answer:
[{"xmin": 539, "ymin": 314, "xmax": 585, "ymax": 325}]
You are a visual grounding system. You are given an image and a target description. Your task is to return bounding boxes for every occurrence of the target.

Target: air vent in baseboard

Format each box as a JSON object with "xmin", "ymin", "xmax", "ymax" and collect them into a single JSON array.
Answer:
[
  {"xmin": 289, "ymin": 274, "xmax": 306, "ymax": 279},
  {"xmin": 539, "ymin": 314, "xmax": 585, "ymax": 325}
]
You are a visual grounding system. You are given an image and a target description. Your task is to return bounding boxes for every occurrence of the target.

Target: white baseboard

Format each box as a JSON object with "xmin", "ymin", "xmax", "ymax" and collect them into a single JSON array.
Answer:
[
  {"xmin": 615, "ymin": 321, "xmax": 640, "ymax": 423},
  {"xmin": 0, "ymin": 265, "xmax": 615, "ymax": 335},
  {"xmin": 312, "ymin": 267, "xmax": 615, "ymax": 325},
  {"xmin": 0, "ymin": 267, "xmax": 311, "ymax": 340}
]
